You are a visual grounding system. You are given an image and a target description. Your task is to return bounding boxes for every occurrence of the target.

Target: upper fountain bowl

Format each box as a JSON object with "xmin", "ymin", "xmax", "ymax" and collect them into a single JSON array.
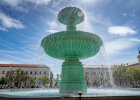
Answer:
[{"xmin": 41, "ymin": 31, "xmax": 103, "ymax": 60}]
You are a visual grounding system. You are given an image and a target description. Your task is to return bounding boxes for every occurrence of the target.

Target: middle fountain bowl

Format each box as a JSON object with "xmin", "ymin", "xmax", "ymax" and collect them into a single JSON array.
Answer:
[{"xmin": 41, "ymin": 31, "xmax": 103, "ymax": 60}]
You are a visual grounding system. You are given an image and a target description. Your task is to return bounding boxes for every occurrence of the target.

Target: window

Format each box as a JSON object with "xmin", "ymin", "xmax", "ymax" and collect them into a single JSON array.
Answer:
[
  {"xmin": 40, "ymin": 71, "xmax": 41, "ymax": 75},
  {"xmin": 30, "ymin": 71, "xmax": 32, "ymax": 74},
  {"xmin": 2, "ymin": 71, "xmax": 4, "ymax": 74},
  {"xmin": 35, "ymin": 71, "xmax": 37, "ymax": 74},
  {"xmin": 26, "ymin": 71, "xmax": 28, "ymax": 74},
  {"xmin": 44, "ymin": 71, "xmax": 46, "ymax": 74}
]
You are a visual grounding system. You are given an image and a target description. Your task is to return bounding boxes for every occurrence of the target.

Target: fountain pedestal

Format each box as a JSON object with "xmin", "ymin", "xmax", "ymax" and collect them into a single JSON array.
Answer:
[{"xmin": 59, "ymin": 59, "xmax": 87, "ymax": 93}]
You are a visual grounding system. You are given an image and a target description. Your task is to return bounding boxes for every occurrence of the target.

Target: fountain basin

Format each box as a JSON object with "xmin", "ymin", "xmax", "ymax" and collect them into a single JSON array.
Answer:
[{"xmin": 0, "ymin": 88, "xmax": 140, "ymax": 100}]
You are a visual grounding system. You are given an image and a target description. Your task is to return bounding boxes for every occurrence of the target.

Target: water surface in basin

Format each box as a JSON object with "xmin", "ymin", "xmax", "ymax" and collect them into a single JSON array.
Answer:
[{"xmin": 0, "ymin": 88, "xmax": 140, "ymax": 97}]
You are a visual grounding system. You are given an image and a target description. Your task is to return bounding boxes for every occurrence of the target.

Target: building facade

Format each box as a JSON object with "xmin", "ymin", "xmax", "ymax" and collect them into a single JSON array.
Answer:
[
  {"xmin": 84, "ymin": 65, "xmax": 112, "ymax": 87},
  {"xmin": 84, "ymin": 53, "xmax": 140, "ymax": 87},
  {"xmin": 0, "ymin": 64, "xmax": 50, "ymax": 87}
]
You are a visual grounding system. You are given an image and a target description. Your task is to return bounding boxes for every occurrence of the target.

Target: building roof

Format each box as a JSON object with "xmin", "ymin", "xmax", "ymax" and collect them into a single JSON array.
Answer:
[
  {"xmin": 0, "ymin": 64, "xmax": 49, "ymax": 68},
  {"xmin": 84, "ymin": 65, "xmax": 112, "ymax": 69},
  {"xmin": 125, "ymin": 60, "xmax": 139, "ymax": 67}
]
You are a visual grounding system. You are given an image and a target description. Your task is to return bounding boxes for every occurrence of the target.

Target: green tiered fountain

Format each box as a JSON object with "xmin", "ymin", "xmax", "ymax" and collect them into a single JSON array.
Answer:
[{"xmin": 41, "ymin": 6, "xmax": 103, "ymax": 93}]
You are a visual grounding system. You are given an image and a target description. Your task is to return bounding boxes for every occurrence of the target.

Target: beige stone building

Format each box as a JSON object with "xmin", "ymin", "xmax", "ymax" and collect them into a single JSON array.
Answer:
[
  {"xmin": 84, "ymin": 53, "xmax": 140, "ymax": 87},
  {"xmin": 84, "ymin": 65, "xmax": 112, "ymax": 87},
  {"xmin": 0, "ymin": 64, "xmax": 50, "ymax": 87}
]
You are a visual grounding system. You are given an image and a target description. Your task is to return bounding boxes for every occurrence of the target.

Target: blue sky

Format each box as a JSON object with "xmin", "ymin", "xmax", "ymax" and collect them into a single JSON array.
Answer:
[{"xmin": 0, "ymin": 0, "xmax": 140, "ymax": 74}]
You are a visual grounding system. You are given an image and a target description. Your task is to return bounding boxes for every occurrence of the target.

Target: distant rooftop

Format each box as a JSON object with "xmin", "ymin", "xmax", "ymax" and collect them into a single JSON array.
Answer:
[
  {"xmin": 84, "ymin": 65, "xmax": 112, "ymax": 69},
  {"xmin": 0, "ymin": 64, "xmax": 49, "ymax": 68},
  {"xmin": 125, "ymin": 60, "xmax": 139, "ymax": 67}
]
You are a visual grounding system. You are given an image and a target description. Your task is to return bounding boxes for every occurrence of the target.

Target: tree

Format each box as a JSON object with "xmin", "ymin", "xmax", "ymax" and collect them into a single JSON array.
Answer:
[
  {"xmin": 84, "ymin": 72, "xmax": 90, "ymax": 86},
  {"xmin": 126, "ymin": 66, "xmax": 140, "ymax": 87},
  {"xmin": 49, "ymin": 71, "xmax": 53, "ymax": 88},
  {"xmin": 102, "ymin": 78, "xmax": 109, "ymax": 85},
  {"xmin": 5, "ymin": 69, "xmax": 29, "ymax": 88},
  {"xmin": 92, "ymin": 78, "xmax": 98, "ymax": 86},
  {"xmin": 38, "ymin": 75, "xmax": 50, "ymax": 85},
  {"xmin": 29, "ymin": 77, "xmax": 36, "ymax": 84},
  {"xmin": 0, "ymin": 77, "xmax": 8, "ymax": 85},
  {"xmin": 113, "ymin": 65, "xmax": 127, "ymax": 85},
  {"xmin": 113, "ymin": 65, "xmax": 140, "ymax": 87},
  {"xmin": 5, "ymin": 70, "xmax": 15, "ymax": 84}
]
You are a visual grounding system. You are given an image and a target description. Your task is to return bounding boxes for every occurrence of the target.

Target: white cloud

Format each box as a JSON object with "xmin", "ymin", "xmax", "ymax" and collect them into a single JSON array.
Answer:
[
  {"xmin": 0, "ymin": 59, "xmax": 17, "ymax": 64},
  {"xmin": 2, "ymin": 0, "xmax": 51, "ymax": 6},
  {"xmin": 47, "ymin": 21, "xmax": 58, "ymax": 29},
  {"xmin": 51, "ymin": 0, "xmax": 63, "ymax": 7},
  {"xmin": 46, "ymin": 21, "xmax": 65, "ymax": 33},
  {"xmin": 45, "ymin": 29, "xmax": 58, "ymax": 33},
  {"xmin": 130, "ymin": 38, "xmax": 140, "ymax": 42},
  {"xmin": 77, "ymin": 16, "xmax": 94, "ymax": 32},
  {"xmin": 0, "ymin": 12, "xmax": 25, "ymax": 30},
  {"xmin": 26, "ymin": 0, "xmax": 51, "ymax": 5},
  {"xmin": 0, "ymin": 26, "xmax": 8, "ymax": 31},
  {"xmin": 108, "ymin": 26, "xmax": 136, "ymax": 36},
  {"xmin": 1, "ymin": 0, "xmax": 51, "ymax": 12},
  {"xmin": 122, "ymin": 13, "xmax": 127, "ymax": 16},
  {"xmin": 2, "ymin": 0, "xmax": 21, "ymax": 7},
  {"xmin": 105, "ymin": 38, "xmax": 136, "ymax": 55},
  {"xmin": 79, "ymin": 0, "xmax": 100, "ymax": 4},
  {"xmin": 1, "ymin": 0, "xmax": 28, "ymax": 12}
]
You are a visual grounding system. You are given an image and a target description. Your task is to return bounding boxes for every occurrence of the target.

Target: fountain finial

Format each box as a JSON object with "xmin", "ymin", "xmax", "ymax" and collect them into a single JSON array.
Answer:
[
  {"xmin": 69, "ymin": 4, "xmax": 73, "ymax": 7},
  {"xmin": 58, "ymin": 6, "xmax": 84, "ymax": 30}
]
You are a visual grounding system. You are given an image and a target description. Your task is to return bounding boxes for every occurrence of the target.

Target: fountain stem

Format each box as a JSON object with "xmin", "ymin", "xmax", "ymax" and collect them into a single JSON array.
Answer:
[{"xmin": 67, "ymin": 25, "xmax": 76, "ymax": 31}]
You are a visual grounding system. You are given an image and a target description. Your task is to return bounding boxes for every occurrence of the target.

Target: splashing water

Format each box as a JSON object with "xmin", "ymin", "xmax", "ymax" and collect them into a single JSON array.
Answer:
[{"xmin": 101, "ymin": 44, "xmax": 116, "ymax": 87}]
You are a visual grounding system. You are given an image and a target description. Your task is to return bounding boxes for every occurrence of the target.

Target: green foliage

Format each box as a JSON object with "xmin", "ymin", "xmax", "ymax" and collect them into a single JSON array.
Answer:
[
  {"xmin": 103, "ymin": 78, "xmax": 109, "ymax": 84},
  {"xmin": 84, "ymin": 72, "xmax": 89, "ymax": 86},
  {"xmin": 29, "ymin": 77, "xmax": 36, "ymax": 84},
  {"xmin": 38, "ymin": 75, "xmax": 50, "ymax": 85},
  {"xmin": 126, "ymin": 66, "xmax": 140, "ymax": 84},
  {"xmin": 113, "ymin": 65, "xmax": 140, "ymax": 86},
  {"xmin": 49, "ymin": 71, "xmax": 53, "ymax": 88},
  {"xmin": 0, "ymin": 77, "xmax": 8, "ymax": 85},
  {"xmin": 5, "ymin": 71, "xmax": 15, "ymax": 82},
  {"xmin": 113, "ymin": 64, "xmax": 126, "ymax": 85},
  {"xmin": 92, "ymin": 78, "xmax": 98, "ymax": 86},
  {"xmin": 5, "ymin": 69, "xmax": 29, "ymax": 87}
]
